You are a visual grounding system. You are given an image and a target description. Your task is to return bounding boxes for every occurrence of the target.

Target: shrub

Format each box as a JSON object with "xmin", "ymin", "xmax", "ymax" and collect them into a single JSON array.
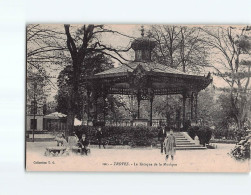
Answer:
[
  {"xmin": 181, "ymin": 120, "xmax": 191, "ymax": 131},
  {"xmin": 188, "ymin": 125, "xmax": 212, "ymax": 146},
  {"xmin": 188, "ymin": 126, "xmax": 199, "ymax": 139},
  {"xmin": 73, "ymin": 125, "xmax": 159, "ymax": 147}
]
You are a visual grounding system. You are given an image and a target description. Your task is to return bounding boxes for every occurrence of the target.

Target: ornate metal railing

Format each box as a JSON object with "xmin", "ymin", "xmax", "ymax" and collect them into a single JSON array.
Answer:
[{"xmin": 95, "ymin": 119, "xmax": 170, "ymax": 127}]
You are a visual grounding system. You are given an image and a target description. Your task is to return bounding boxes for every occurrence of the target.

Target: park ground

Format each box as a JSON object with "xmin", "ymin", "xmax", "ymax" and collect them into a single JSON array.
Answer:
[{"xmin": 26, "ymin": 142, "xmax": 250, "ymax": 172}]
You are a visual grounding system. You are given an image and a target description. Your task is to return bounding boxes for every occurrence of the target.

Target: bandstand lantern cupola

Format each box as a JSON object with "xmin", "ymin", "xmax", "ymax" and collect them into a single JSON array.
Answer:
[
  {"xmin": 85, "ymin": 26, "xmax": 212, "ymax": 128},
  {"xmin": 131, "ymin": 27, "xmax": 156, "ymax": 62}
]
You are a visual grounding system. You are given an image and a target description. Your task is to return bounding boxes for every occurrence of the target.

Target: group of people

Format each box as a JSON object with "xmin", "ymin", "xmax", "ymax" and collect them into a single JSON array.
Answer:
[
  {"xmin": 55, "ymin": 125, "xmax": 175, "ymax": 159},
  {"xmin": 158, "ymin": 126, "xmax": 176, "ymax": 160},
  {"xmin": 54, "ymin": 126, "xmax": 106, "ymax": 156}
]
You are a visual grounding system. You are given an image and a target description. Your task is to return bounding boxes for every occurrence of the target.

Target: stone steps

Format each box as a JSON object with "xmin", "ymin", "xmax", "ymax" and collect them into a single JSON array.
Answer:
[
  {"xmin": 176, "ymin": 140, "xmax": 191, "ymax": 142},
  {"xmin": 176, "ymin": 144, "xmax": 203, "ymax": 147},
  {"xmin": 176, "ymin": 146, "xmax": 207, "ymax": 150},
  {"xmin": 163, "ymin": 132, "xmax": 206, "ymax": 150},
  {"xmin": 176, "ymin": 143, "xmax": 196, "ymax": 145}
]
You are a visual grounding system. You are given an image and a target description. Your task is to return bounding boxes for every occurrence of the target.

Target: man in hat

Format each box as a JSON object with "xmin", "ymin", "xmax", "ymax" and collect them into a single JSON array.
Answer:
[{"xmin": 158, "ymin": 126, "xmax": 167, "ymax": 154}]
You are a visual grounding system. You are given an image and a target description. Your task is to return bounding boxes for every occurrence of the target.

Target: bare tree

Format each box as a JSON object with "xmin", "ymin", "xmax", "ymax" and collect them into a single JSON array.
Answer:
[
  {"xmin": 149, "ymin": 25, "xmax": 180, "ymax": 68},
  {"xmin": 179, "ymin": 26, "xmax": 209, "ymax": 72},
  {"xmin": 148, "ymin": 25, "xmax": 208, "ymax": 72},
  {"xmin": 202, "ymin": 26, "xmax": 251, "ymax": 131},
  {"xmin": 26, "ymin": 24, "xmax": 68, "ymax": 92},
  {"xmin": 63, "ymin": 24, "xmax": 132, "ymax": 136}
]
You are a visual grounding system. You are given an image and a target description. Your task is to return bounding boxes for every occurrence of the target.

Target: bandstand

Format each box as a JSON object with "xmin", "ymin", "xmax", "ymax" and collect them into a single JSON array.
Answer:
[{"xmin": 85, "ymin": 28, "xmax": 212, "ymax": 128}]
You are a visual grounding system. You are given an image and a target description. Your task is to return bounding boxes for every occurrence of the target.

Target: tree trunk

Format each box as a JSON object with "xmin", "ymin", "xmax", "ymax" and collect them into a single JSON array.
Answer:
[
  {"xmin": 82, "ymin": 98, "xmax": 85, "ymax": 125},
  {"xmin": 66, "ymin": 111, "xmax": 74, "ymax": 138}
]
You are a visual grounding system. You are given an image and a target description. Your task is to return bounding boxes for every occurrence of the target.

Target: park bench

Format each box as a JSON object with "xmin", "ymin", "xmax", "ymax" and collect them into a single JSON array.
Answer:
[
  {"xmin": 71, "ymin": 146, "xmax": 91, "ymax": 155},
  {"xmin": 68, "ymin": 136, "xmax": 91, "ymax": 155}
]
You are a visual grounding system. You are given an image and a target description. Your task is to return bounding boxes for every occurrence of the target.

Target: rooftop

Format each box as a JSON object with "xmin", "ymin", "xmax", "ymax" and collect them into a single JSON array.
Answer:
[{"xmin": 93, "ymin": 61, "xmax": 204, "ymax": 78}]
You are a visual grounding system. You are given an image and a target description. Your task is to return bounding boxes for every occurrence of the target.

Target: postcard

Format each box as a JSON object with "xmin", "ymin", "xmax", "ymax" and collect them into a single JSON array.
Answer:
[{"xmin": 26, "ymin": 24, "xmax": 251, "ymax": 172}]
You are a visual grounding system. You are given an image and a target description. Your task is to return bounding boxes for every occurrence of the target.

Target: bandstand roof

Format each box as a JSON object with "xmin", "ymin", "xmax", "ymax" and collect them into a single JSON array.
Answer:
[
  {"xmin": 88, "ymin": 62, "xmax": 212, "ymax": 96},
  {"xmin": 94, "ymin": 61, "xmax": 203, "ymax": 78},
  {"xmin": 87, "ymin": 27, "xmax": 212, "ymax": 96}
]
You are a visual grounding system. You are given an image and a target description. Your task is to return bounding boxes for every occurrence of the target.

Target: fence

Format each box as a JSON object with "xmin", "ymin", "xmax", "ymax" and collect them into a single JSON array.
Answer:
[{"xmin": 98, "ymin": 119, "xmax": 169, "ymax": 127}]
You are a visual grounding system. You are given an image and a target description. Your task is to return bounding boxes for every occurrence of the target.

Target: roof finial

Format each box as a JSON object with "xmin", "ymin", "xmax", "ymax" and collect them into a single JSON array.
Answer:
[{"xmin": 141, "ymin": 25, "xmax": 144, "ymax": 37}]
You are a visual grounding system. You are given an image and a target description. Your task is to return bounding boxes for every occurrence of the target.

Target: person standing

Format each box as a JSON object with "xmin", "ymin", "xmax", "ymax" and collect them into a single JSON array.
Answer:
[
  {"xmin": 164, "ymin": 130, "xmax": 176, "ymax": 160},
  {"xmin": 96, "ymin": 126, "xmax": 105, "ymax": 149},
  {"xmin": 158, "ymin": 126, "xmax": 166, "ymax": 154}
]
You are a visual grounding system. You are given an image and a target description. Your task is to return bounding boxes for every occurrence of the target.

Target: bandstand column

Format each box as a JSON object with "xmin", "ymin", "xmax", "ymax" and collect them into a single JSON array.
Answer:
[
  {"xmin": 191, "ymin": 93, "xmax": 194, "ymax": 120},
  {"xmin": 195, "ymin": 92, "xmax": 198, "ymax": 123},
  {"xmin": 137, "ymin": 99, "xmax": 140, "ymax": 119},
  {"xmin": 182, "ymin": 93, "xmax": 186, "ymax": 127},
  {"xmin": 130, "ymin": 95, "xmax": 134, "ymax": 119},
  {"xmin": 149, "ymin": 96, "xmax": 153, "ymax": 126},
  {"xmin": 148, "ymin": 88, "xmax": 154, "ymax": 126},
  {"xmin": 137, "ymin": 92, "xmax": 141, "ymax": 119},
  {"xmin": 102, "ymin": 94, "xmax": 106, "ymax": 124}
]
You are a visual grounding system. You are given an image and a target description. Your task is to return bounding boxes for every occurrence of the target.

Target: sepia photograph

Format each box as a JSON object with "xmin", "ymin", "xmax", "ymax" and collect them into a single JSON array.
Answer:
[{"xmin": 25, "ymin": 24, "xmax": 251, "ymax": 172}]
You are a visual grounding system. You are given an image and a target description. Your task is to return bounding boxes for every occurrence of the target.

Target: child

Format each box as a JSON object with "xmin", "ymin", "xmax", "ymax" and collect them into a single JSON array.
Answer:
[{"xmin": 164, "ymin": 130, "xmax": 176, "ymax": 160}]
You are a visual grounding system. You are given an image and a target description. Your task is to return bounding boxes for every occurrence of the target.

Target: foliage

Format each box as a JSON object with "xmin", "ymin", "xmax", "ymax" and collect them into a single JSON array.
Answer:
[
  {"xmin": 43, "ymin": 101, "xmax": 58, "ymax": 115},
  {"xmin": 188, "ymin": 126, "xmax": 212, "ymax": 146},
  {"xmin": 211, "ymin": 91, "xmax": 250, "ymax": 140},
  {"xmin": 56, "ymin": 53, "xmax": 112, "ymax": 118},
  {"xmin": 196, "ymin": 86, "xmax": 217, "ymax": 126},
  {"xmin": 153, "ymin": 95, "xmax": 182, "ymax": 125},
  {"xmin": 230, "ymin": 136, "xmax": 251, "ymax": 160},
  {"xmin": 73, "ymin": 125, "xmax": 160, "ymax": 147},
  {"xmin": 182, "ymin": 120, "xmax": 192, "ymax": 131},
  {"xmin": 56, "ymin": 53, "xmax": 129, "ymax": 122},
  {"xmin": 212, "ymin": 128, "xmax": 246, "ymax": 141},
  {"xmin": 201, "ymin": 26, "xmax": 251, "ymax": 131}
]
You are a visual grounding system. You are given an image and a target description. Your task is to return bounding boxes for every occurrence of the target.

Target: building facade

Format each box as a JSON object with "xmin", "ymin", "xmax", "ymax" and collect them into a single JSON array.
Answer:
[{"xmin": 26, "ymin": 99, "xmax": 45, "ymax": 131}]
